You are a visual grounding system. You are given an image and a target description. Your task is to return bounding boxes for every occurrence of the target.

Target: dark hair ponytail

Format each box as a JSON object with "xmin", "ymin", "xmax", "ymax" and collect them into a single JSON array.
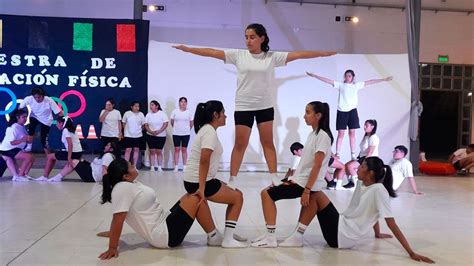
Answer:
[
  {"xmin": 364, "ymin": 157, "xmax": 397, "ymax": 198},
  {"xmin": 101, "ymin": 158, "xmax": 129, "ymax": 204},
  {"xmin": 8, "ymin": 108, "xmax": 28, "ymax": 126},
  {"xmin": 99, "ymin": 141, "xmax": 122, "ymax": 160},
  {"xmin": 307, "ymin": 101, "xmax": 334, "ymax": 144},
  {"xmin": 246, "ymin": 23, "xmax": 270, "ymax": 52},
  {"xmin": 150, "ymin": 100, "xmax": 162, "ymax": 111},
  {"xmin": 365, "ymin": 119, "xmax": 377, "ymax": 136},
  {"xmin": 56, "ymin": 116, "xmax": 76, "ymax": 133},
  {"xmin": 193, "ymin": 100, "xmax": 224, "ymax": 134}
]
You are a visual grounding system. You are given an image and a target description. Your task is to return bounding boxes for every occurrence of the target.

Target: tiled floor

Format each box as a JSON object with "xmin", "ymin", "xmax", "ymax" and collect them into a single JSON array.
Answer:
[{"xmin": 0, "ymin": 169, "xmax": 472, "ymax": 265}]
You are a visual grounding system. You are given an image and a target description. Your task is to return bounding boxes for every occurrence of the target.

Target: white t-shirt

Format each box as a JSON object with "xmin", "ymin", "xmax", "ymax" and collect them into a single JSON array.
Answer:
[
  {"xmin": 91, "ymin": 153, "xmax": 115, "ymax": 182},
  {"xmin": 290, "ymin": 155, "xmax": 301, "ymax": 170},
  {"xmin": 291, "ymin": 129, "xmax": 332, "ymax": 190},
  {"xmin": 111, "ymin": 181, "xmax": 171, "ymax": 248},
  {"xmin": 359, "ymin": 134, "xmax": 379, "ymax": 157},
  {"xmin": 0, "ymin": 123, "xmax": 28, "ymax": 151},
  {"xmin": 333, "ymin": 81, "xmax": 365, "ymax": 112},
  {"xmin": 122, "ymin": 111, "xmax": 145, "ymax": 138},
  {"xmin": 170, "ymin": 109, "xmax": 193, "ymax": 136},
  {"xmin": 145, "ymin": 111, "xmax": 169, "ymax": 137},
  {"xmin": 100, "ymin": 109, "xmax": 122, "ymax": 138},
  {"xmin": 19, "ymin": 95, "xmax": 61, "ymax": 126},
  {"xmin": 338, "ymin": 181, "xmax": 393, "ymax": 249},
  {"xmin": 452, "ymin": 148, "xmax": 467, "ymax": 163},
  {"xmin": 184, "ymin": 124, "xmax": 223, "ymax": 183},
  {"xmin": 224, "ymin": 49, "xmax": 288, "ymax": 111},
  {"xmin": 61, "ymin": 129, "xmax": 82, "ymax": 152},
  {"xmin": 390, "ymin": 158, "xmax": 414, "ymax": 190}
]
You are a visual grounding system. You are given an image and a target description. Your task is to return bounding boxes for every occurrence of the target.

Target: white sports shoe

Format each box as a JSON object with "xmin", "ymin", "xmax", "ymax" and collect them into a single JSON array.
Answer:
[
  {"xmin": 250, "ymin": 236, "xmax": 277, "ymax": 248},
  {"xmin": 34, "ymin": 176, "xmax": 49, "ymax": 182},
  {"xmin": 12, "ymin": 175, "xmax": 30, "ymax": 182}
]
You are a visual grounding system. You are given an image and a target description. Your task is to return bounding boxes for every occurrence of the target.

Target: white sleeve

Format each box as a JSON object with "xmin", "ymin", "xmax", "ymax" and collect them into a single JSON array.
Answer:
[
  {"xmin": 170, "ymin": 110, "xmax": 176, "ymax": 120},
  {"xmin": 102, "ymin": 153, "xmax": 115, "ymax": 167},
  {"xmin": 333, "ymin": 81, "xmax": 343, "ymax": 90},
  {"xmin": 368, "ymin": 135, "xmax": 379, "ymax": 147},
  {"xmin": 453, "ymin": 149, "xmax": 465, "ymax": 157},
  {"xmin": 404, "ymin": 160, "xmax": 414, "ymax": 178},
  {"xmin": 314, "ymin": 132, "xmax": 331, "ymax": 155},
  {"xmin": 374, "ymin": 187, "xmax": 393, "ymax": 218},
  {"xmin": 188, "ymin": 110, "xmax": 194, "ymax": 121},
  {"xmin": 48, "ymin": 97, "xmax": 61, "ymax": 114},
  {"xmin": 273, "ymin": 51, "xmax": 288, "ymax": 67},
  {"xmin": 162, "ymin": 112, "xmax": 169, "ymax": 123},
  {"xmin": 224, "ymin": 49, "xmax": 239, "ymax": 65},
  {"xmin": 140, "ymin": 113, "xmax": 145, "ymax": 125},
  {"xmin": 355, "ymin": 81, "xmax": 365, "ymax": 90},
  {"xmin": 62, "ymin": 129, "xmax": 72, "ymax": 139},
  {"xmin": 145, "ymin": 113, "xmax": 151, "ymax": 124},
  {"xmin": 115, "ymin": 110, "xmax": 122, "ymax": 120},
  {"xmin": 99, "ymin": 109, "xmax": 105, "ymax": 119},
  {"xmin": 291, "ymin": 156, "xmax": 301, "ymax": 170},
  {"xmin": 111, "ymin": 183, "xmax": 139, "ymax": 214},
  {"xmin": 122, "ymin": 111, "xmax": 129, "ymax": 123},
  {"xmin": 19, "ymin": 96, "xmax": 31, "ymax": 108},
  {"xmin": 200, "ymin": 128, "xmax": 217, "ymax": 151}
]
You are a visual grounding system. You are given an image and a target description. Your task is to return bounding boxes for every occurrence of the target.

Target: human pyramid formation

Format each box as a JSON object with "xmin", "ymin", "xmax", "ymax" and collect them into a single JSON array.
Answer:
[{"xmin": 0, "ymin": 23, "xmax": 434, "ymax": 263}]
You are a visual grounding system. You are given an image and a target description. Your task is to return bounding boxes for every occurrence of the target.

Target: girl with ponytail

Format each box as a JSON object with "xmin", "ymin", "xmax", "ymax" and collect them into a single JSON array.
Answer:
[
  {"xmin": 173, "ymin": 24, "xmax": 335, "ymax": 187},
  {"xmin": 184, "ymin": 100, "xmax": 247, "ymax": 248},
  {"xmin": 252, "ymin": 101, "xmax": 333, "ymax": 248},
  {"xmin": 97, "ymin": 158, "xmax": 219, "ymax": 260},
  {"xmin": 265, "ymin": 156, "xmax": 434, "ymax": 264}
]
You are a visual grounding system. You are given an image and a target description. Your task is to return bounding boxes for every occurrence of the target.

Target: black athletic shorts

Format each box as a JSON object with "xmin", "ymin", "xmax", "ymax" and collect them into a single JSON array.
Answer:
[
  {"xmin": 184, "ymin": 179, "xmax": 222, "ymax": 198},
  {"xmin": 453, "ymin": 161, "xmax": 462, "ymax": 170},
  {"xmin": 146, "ymin": 135, "xmax": 166, "ymax": 149},
  {"xmin": 55, "ymin": 151, "xmax": 82, "ymax": 160},
  {"xmin": 123, "ymin": 137, "xmax": 142, "ymax": 148},
  {"xmin": 173, "ymin": 135, "xmax": 190, "ymax": 148},
  {"xmin": 166, "ymin": 201, "xmax": 194, "ymax": 247},
  {"xmin": 266, "ymin": 182, "xmax": 315, "ymax": 202},
  {"xmin": 336, "ymin": 108, "xmax": 360, "ymax": 130},
  {"xmin": 317, "ymin": 202, "xmax": 339, "ymax": 248},
  {"xmin": 328, "ymin": 157, "xmax": 335, "ymax": 167},
  {"xmin": 0, "ymin": 148, "xmax": 22, "ymax": 158},
  {"xmin": 234, "ymin": 107, "xmax": 274, "ymax": 128}
]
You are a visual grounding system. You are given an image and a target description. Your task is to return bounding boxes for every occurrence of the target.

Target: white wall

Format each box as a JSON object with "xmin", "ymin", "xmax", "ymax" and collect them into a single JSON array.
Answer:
[{"xmin": 149, "ymin": 42, "xmax": 411, "ymax": 169}]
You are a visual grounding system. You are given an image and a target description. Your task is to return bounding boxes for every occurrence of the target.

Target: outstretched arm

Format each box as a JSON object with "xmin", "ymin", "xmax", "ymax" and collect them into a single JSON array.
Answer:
[
  {"xmin": 385, "ymin": 217, "xmax": 435, "ymax": 263},
  {"xmin": 98, "ymin": 212, "xmax": 127, "ymax": 260},
  {"xmin": 408, "ymin": 177, "xmax": 424, "ymax": 195},
  {"xmin": 287, "ymin": 51, "xmax": 336, "ymax": 63},
  {"xmin": 306, "ymin": 72, "xmax": 335, "ymax": 86},
  {"xmin": 173, "ymin": 45, "xmax": 225, "ymax": 61},
  {"xmin": 364, "ymin": 76, "xmax": 393, "ymax": 86}
]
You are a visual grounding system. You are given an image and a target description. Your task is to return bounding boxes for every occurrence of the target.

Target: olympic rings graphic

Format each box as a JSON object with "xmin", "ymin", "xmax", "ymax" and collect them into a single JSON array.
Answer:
[
  {"xmin": 0, "ymin": 87, "xmax": 18, "ymax": 115},
  {"xmin": 59, "ymin": 90, "xmax": 86, "ymax": 118},
  {"xmin": 5, "ymin": 99, "xmax": 32, "ymax": 125},
  {"xmin": 50, "ymin": 97, "xmax": 69, "ymax": 125}
]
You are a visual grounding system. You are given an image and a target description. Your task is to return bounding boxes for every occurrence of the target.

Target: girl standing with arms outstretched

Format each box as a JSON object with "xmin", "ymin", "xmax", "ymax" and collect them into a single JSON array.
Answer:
[
  {"xmin": 174, "ymin": 23, "xmax": 335, "ymax": 187},
  {"xmin": 306, "ymin": 70, "xmax": 391, "ymax": 160}
]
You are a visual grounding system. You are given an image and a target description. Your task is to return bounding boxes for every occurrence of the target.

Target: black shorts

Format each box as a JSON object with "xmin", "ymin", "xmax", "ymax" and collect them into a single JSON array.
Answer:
[
  {"xmin": 336, "ymin": 109, "xmax": 360, "ymax": 130},
  {"xmin": 146, "ymin": 135, "xmax": 166, "ymax": 149},
  {"xmin": 328, "ymin": 157, "xmax": 335, "ymax": 167},
  {"xmin": 266, "ymin": 183, "xmax": 315, "ymax": 202},
  {"xmin": 0, "ymin": 148, "xmax": 22, "ymax": 158},
  {"xmin": 54, "ymin": 151, "xmax": 82, "ymax": 161},
  {"xmin": 453, "ymin": 161, "xmax": 462, "ymax": 170},
  {"xmin": 100, "ymin": 136, "xmax": 119, "ymax": 148},
  {"xmin": 123, "ymin": 137, "xmax": 142, "ymax": 148},
  {"xmin": 74, "ymin": 160, "xmax": 95, "ymax": 182},
  {"xmin": 173, "ymin": 135, "xmax": 190, "ymax": 148},
  {"xmin": 166, "ymin": 201, "xmax": 194, "ymax": 248},
  {"xmin": 184, "ymin": 179, "xmax": 222, "ymax": 197},
  {"xmin": 317, "ymin": 202, "xmax": 339, "ymax": 248},
  {"xmin": 234, "ymin": 107, "xmax": 274, "ymax": 128}
]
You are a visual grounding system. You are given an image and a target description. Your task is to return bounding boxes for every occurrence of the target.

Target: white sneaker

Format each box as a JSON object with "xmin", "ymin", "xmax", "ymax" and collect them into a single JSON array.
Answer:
[
  {"xmin": 207, "ymin": 231, "xmax": 224, "ymax": 246},
  {"xmin": 233, "ymin": 233, "xmax": 248, "ymax": 242},
  {"xmin": 24, "ymin": 175, "xmax": 34, "ymax": 180},
  {"xmin": 47, "ymin": 175, "xmax": 63, "ymax": 182},
  {"xmin": 150, "ymin": 167, "xmax": 156, "ymax": 172},
  {"xmin": 173, "ymin": 166, "xmax": 179, "ymax": 172},
  {"xmin": 351, "ymin": 153, "xmax": 357, "ymax": 161},
  {"xmin": 222, "ymin": 237, "xmax": 248, "ymax": 248},
  {"xmin": 12, "ymin": 175, "xmax": 30, "ymax": 182},
  {"xmin": 250, "ymin": 236, "xmax": 277, "ymax": 248},
  {"xmin": 34, "ymin": 176, "xmax": 49, "ymax": 182},
  {"xmin": 279, "ymin": 232, "xmax": 304, "ymax": 247},
  {"xmin": 157, "ymin": 166, "xmax": 163, "ymax": 172}
]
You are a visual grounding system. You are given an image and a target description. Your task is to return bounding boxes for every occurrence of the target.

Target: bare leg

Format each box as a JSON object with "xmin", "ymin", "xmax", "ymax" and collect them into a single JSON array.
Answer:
[
  {"xmin": 43, "ymin": 153, "xmax": 57, "ymax": 177},
  {"xmin": 348, "ymin": 129, "xmax": 357, "ymax": 153},
  {"xmin": 230, "ymin": 125, "xmax": 252, "ymax": 177},
  {"xmin": 124, "ymin": 148, "xmax": 132, "ymax": 163},
  {"xmin": 298, "ymin": 192, "xmax": 331, "ymax": 225},
  {"xmin": 257, "ymin": 121, "xmax": 277, "ymax": 173},
  {"xmin": 261, "ymin": 189, "xmax": 277, "ymax": 225},
  {"xmin": 58, "ymin": 159, "xmax": 79, "ymax": 177},
  {"xmin": 174, "ymin": 147, "xmax": 180, "ymax": 167},
  {"xmin": 336, "ymin": 130, "xmax": 345, "ymax": 154},
  {"xmin": 157, "ymin": 149, "xmax": 163, "ymax": 167},
  {"xmin": 181, "ymin": 147, "xmax": 188, "ymax": 166},
  {"xmin": 2, "ymin": 156, "xmax": 18, "ymax": 176},
  {"xmin": 132, "ymin": 148, "xmax": 139, "ymax": 167},
  {"xmin": 149, "ymin": 149, "xmax": 156, "ymax": 168},
  {"xmin": 15, "ymin": 152, "xmax": 34, "ymax": 176},
  {"xmin": 346, "ymin": 160, "xmax": 359, "ymax": 176},
  {"xmin": 194, "ymin": 200, "xmax": 217, "ymax": 233},
  {"xmin": 208, "ymin": 183, "xmax": 244, "ymax": 221}
]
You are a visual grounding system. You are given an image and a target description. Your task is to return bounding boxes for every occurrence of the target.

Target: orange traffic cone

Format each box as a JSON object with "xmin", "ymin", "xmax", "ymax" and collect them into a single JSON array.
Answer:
[
  {"xmin": 75, "ymin": 124, "xmax": 84, "ymax": 139},
  {"xmin": 87, "ymin": 125, "xmax": 98, "ymax": 139}
]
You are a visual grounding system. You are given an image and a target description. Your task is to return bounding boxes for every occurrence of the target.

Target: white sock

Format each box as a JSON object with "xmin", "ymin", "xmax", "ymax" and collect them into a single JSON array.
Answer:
[
  {"xmin": 266, "ymin": 224, "xmax": 276, "ymax": 240},
  {"xmin": 227, "ymin": 176, "xmax": 237, "ymax": 190},
  {"xmin": 48, "ymin": 173, "xmax": 63, "ymax": 182},
  {"xmin": 296, "ymin": 222, "xmax": 307, "ymax": 234},
  {"xmin": 271, "ymin": 173, "xmax": 283, "ymax": 186},
  {"xmin": 336, "ymin": 179, "xmax": 344, "ymax": 190},
  {"xmin": 250, "ymin": 225, "xmax": 277, "ymax": 248},
  {"xmin": 207, "ymin": 229, "xmax": 223, "ymax": 246},
  {"xmin": 222, "ymin": 220, "xmax": 247, "ymax": 248}
]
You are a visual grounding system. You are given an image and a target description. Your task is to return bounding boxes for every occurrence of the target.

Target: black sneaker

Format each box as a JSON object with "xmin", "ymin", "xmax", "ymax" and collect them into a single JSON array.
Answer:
[
  {"xmin": 326, "ymin": 180, "xmax": 336, "ymax": 190},
  {"xmin": 343, "ymin": 180, "xmax": 355, "ymax": 189}
]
